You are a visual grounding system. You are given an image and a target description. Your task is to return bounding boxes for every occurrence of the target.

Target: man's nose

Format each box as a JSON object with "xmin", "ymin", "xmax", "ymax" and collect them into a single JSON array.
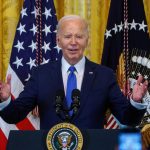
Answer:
[{"xmin": 70, "ymin": 37, "xmax": 77, "ymax": 44}]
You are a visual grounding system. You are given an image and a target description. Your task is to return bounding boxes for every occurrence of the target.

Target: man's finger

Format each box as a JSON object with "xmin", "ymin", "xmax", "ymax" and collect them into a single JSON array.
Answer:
[
  {"xmin": 136, "ymin": 75, "xmax": 143, "ymax": 85},
  {"xmin": 127, "ymin": 79, "xmax": 130, "ymax": 91},
  {"xmin": 143, "ymin": 80, "xmax": 149, "ymax": 93},
  {"xmin": 0, "ymin": 83, "xmax": 2, "ymax": 88},
  {"xmin": 32, "ymin": 106, "xmax": 39, "ymax": 117},
  {"xmin": 143, "ymin": 80, "xmax": 149, "ymax": 87}
]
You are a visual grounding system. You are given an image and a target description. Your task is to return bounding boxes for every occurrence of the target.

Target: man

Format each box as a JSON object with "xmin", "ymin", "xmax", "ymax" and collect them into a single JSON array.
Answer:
[{"xmin": 0, "ymin": 15, "xmax": 148, "ymax": 129}]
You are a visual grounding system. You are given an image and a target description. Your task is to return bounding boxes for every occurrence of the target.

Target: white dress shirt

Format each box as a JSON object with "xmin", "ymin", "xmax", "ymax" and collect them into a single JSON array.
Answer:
[{"xmin": 61, "ymin": 56, "xmax": 85, "ymax": 94}]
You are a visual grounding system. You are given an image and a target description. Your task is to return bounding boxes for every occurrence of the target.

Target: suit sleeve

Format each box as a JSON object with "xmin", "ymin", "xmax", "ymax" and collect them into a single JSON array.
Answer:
[
  {"xmin": 0, "ymin": 67, "xmax": 39, "ymax": 124},
  {"xmin": 107, "ymin": 70, "xmax": 146, "ymax": 126}
]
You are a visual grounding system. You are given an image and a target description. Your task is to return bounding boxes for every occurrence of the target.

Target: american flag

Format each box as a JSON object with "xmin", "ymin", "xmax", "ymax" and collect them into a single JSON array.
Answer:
[
  {"xmin": 105, "ymin": 114, "xmax": 119, "ymax": 129},
  {"xmin": 102, "ymin": 0, "xmax": 150, "ymax": 129},
  {"xmin": 0, "ymin": 0, "xmax": 60, "ymax": 149}
]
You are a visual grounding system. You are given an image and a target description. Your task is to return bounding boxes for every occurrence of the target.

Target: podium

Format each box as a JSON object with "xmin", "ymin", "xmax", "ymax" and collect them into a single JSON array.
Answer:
[{"xmin": 7, "ymin": 129, "xmax": 119, "ymax": 150}]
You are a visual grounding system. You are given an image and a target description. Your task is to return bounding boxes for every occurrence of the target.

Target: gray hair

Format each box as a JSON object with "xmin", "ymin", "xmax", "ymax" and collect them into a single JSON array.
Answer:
[{"xmin": 57, "ymin": 15, "xmax": 89, "ymax": 35}]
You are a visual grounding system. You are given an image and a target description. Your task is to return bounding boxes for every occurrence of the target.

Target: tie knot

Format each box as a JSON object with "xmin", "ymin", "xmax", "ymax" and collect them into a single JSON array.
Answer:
[{"xmin": 68, "ymin": 66, "xmax": 76, "ymax": 73}]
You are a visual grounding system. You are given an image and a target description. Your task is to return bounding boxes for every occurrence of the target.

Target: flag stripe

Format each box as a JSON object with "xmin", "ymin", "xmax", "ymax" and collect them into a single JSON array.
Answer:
[
  {"xmin": 0, "ymin": 118, "xmax": 18, "ymax": 138},
  {"xmin": 105, "ymin": 114, "xmax": 119, "ymax": 129},
  {"xmin": 110, "ymin": 121, "xmax": 119, "ymax": 129},
  {"xmin": 0, "ymin": 129, "xmax": 7, "ymax": 150},
  {"xmin": 106, "ymin": 116, "xmax": 114, "ymax": 129},
  {"xmin": 27, "ymin": 114, "xmax": 40, "ymax": 129},
  {"xmin": 16, "ymin": 118, "xmax": 35, "ymax": 130},
  {"xmin": 7, "ymin": 65, "xmax": 24, "ymax": 98}
]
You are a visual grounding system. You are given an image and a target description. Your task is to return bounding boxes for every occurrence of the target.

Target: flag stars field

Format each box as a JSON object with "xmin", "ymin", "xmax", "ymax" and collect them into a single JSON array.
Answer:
[
  {"xmin": 42, "ymin": 42, "xmax": 51, "ymax": 53},
  {"xmin": 21, "ymin": 7, "xmax": 28, "ymax": 18},
  {"xmin": 25, "ymin": 74, "xmax": 31, "ymax": 82},
  {"xmin": 105, "ymin": 20, "xmax": 148, "ymax": 39},
  {"xmin": 43, "ymin": 8, "xmax": 52, "ymax": 20},
  {"xmin": 54, "ymin": 45, "xmax": 61, "ymax": 53},
  {"xmin": 41, "ymin": 58, "xmax": 50, "ymax": 65},
  {"xmin": 105, "ymin": 29, "xmax": 112, "ymax": 39},
  {"xmin": 30, "ymin": 24, "xmax": 37, "ymax": 36},
  {"xmin": 139, "ymin": 21, "xmax": 147, "ymax": 32},
  {"xmin": 26, "ymin": 58, "xmax": 36, "ymax": 70},
  {"xmin": 130, "ymin": 19, "xmax": 138, "ymax": 30},
  {"xmin": 28, "ymin": 40, "xmax": 37, "ymax": 52},
  {"xmin": 42, "ymin": 24, "xmax": 51, "ymax": 36},
  {"xmin": 14, "ymin": 40, "xmax": 24, "ymax": 53},
  {"xmin": 118, "ymin": 21, "xmax": 124, "ymax": 31},
  {"xmin": 17, "ymin": 23, "xmax": 26, "ymax": 35},
  {"xmin": 13, "ymin": 57, "xmax": 23, "ymax": 69},
  {"xmin": 31, "ymin": 7, "xmax": 40, "ymax": 18},
  {"xmin": 112, "ymin": 24, "xmax": 118, "ymax": 34}
]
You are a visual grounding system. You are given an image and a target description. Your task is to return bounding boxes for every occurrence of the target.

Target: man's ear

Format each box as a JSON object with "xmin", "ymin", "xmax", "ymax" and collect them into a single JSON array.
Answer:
[
  {"xmin": 85, "ymin": 36, "xmax": 89, "ymax": 48},
  {"xmin": 56, "ymin": 35, "xmax": 60, "ymax": 45}
]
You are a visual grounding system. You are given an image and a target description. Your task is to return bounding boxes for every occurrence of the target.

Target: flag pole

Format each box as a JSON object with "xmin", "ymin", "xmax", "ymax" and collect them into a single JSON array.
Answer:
[{"xmin": 123, "ymin": 0, "xmax": 130, "ymax": 94}]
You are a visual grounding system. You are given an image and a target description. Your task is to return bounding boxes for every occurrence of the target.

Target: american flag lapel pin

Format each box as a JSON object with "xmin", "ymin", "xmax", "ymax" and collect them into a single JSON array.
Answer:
[{"xmin": 89, "ymin": 71, "xmax": 93, "ymax": 75}]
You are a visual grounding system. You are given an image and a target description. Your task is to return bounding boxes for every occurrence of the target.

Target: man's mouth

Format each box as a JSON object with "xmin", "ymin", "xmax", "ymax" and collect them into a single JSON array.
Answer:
[{"xmin": 68, "ymin": 49, "xmax": 78, "ymax": 51}]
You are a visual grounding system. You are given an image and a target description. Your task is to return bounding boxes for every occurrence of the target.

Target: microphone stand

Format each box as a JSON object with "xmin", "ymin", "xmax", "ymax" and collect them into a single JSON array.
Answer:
[
  {"xmin": 70, "ymin": 89, "xmax": 80, "ymax": 121},
  {"xmin": 55, "ymin": 89, "xmax": 80, "ymax": 123},
  {"xmin": 63, "ymin": 110, "xmax": 71, "ymax": 123}
]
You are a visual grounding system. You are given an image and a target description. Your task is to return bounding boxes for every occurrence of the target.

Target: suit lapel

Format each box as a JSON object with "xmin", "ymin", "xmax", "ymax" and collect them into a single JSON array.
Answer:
[
  {"xmin": 54, "ymin": 59, "xmax": 69, "ymax": 109},
  {"xmin": 77, "ymin": 59, "xmax": 97, "ymax": 116},
  {"xmin": 53, "ymin": 60, "xmax": 64, "ymax": 92}
]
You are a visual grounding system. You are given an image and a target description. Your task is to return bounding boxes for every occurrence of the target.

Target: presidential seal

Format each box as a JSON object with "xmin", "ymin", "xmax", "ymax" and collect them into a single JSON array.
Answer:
[{"xmin": 46, "ymin": 123, "xmax": 83, "ymax": 150}]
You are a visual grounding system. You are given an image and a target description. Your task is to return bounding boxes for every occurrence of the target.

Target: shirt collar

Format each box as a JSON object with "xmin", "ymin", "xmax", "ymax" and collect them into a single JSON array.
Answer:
[{"xmin": 61, "ymin": 56, "xmax": 85, "ymax": 73}]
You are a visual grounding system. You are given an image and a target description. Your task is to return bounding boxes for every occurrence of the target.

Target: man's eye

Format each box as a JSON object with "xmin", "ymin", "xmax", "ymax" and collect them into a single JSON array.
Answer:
[
  {"xmin": 64, "ymin": 36, "xmax": 71, "ymax": 38},
  {"xmin": 76, "ymin": 35, "xmax": 83, "ymax": 39}
]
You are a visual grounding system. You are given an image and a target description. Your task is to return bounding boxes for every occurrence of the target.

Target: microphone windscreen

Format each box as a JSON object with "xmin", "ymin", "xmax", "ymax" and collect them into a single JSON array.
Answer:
[
  {"xmin": 55, "ymin": 89, "xmax": 65, "ymax": 99},
  {"xmin": 72, "ymin": 89, "xmax": 80, "ymax": 99}
]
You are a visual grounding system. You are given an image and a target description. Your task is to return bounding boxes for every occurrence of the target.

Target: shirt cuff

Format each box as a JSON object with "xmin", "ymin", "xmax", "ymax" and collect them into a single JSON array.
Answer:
[
  {"xmin": 130, "ymin": 98, "xmax": 147, "ymax": 110},
  {"xmin": 0, "ymin": 97, "xmax": 11, "ymax": 111}
]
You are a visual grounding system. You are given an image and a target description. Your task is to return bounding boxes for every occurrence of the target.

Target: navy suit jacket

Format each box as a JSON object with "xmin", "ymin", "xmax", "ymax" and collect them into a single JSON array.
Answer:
[{"xmin": 0, "ymin": 58, "xmax": 145, "ymax": 129}]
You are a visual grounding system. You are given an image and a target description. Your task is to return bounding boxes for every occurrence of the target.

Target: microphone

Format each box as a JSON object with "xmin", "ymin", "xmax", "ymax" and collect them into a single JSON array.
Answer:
[
  {"xmin": 55, "ymin": 89, "xmax": 64, "ymax": 115},
  {"xmin": 55, "ymin": 90, "xmax": 70, "ymax": 122},
  {"xmin": 71, "ymin": 89, "xmax": 80, "ymax": 115}
]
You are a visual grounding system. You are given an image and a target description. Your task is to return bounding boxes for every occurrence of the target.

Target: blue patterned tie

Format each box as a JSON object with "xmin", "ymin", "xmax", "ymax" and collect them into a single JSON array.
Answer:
[{"xmin": 66, "ymin": 66, "xmax": 77, "ymax": 114}]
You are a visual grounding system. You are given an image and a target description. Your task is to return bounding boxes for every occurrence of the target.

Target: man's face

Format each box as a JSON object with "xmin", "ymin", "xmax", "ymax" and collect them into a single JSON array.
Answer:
[{"xmin": 57, "ymin": 19, "xmax": 88, "ymax": 65}]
